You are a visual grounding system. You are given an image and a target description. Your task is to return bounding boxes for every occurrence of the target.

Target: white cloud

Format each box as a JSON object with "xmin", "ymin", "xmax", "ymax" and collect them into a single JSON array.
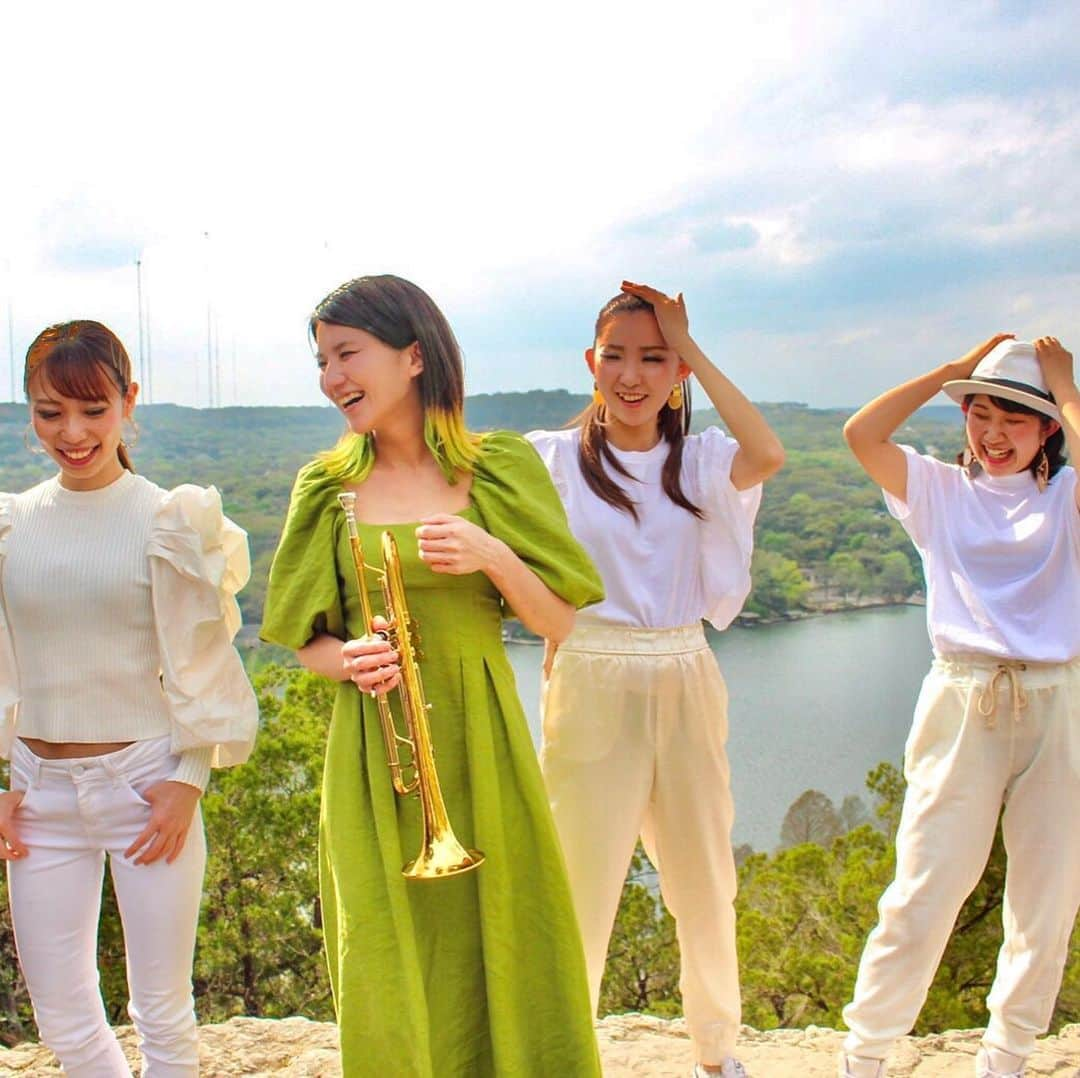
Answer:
[{"xmin": 2, "ymin": 1, "xmax": 1079, "ymax": 407}]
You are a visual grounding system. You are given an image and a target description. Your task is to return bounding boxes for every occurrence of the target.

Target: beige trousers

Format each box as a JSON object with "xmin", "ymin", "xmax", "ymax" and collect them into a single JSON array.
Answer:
[
  {"xmin": 540, "ymin": 623, "xmax": 740, "ymax": 1064},
  {"xmin": 843, "ymin": 654, "xmax": 1080, "ymax": 1064}
]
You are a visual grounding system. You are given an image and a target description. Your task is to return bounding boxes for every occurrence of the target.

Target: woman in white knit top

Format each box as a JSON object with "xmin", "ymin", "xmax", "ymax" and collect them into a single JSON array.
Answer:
[{"xmin": 0, "ymin": 321, "xmax": 258, "ymax": 1076}]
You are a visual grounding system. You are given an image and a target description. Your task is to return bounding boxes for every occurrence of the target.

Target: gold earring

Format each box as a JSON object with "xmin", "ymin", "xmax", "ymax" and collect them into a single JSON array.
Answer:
[
  {"xmin": 1036, "ymin": 446, "xmax": 1050, "ymax": 492},
  {"xmin": 593, "ymin": 383, "xmax": 604, "ymax": 407},
  {"xmin": 667, "ymin": 382, "xmax": 684, "ymax": 410}
]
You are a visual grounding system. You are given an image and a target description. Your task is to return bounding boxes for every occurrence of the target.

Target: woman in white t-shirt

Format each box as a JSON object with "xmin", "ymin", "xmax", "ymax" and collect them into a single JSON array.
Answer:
[
  {"xmin": 840, "ymin": 335, "xmax": 1080, "ymax": 1078},
  {"xmin": 0, "ymin": 321, "xmax": 257, "ymax": 1075},
  {"xmin": 527, "ymin": 281, "xmax": 784, "ymax": 1078}
]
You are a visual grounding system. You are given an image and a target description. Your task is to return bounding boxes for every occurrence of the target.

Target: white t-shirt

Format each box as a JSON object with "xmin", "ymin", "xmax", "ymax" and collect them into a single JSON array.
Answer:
[
  {"xmin": 885, "ymin": 446, "xmax": 1080, "ymax": 662},
  {"xmin": 526, "ymin": 427, "xmax": 762, "ymax": 629}
]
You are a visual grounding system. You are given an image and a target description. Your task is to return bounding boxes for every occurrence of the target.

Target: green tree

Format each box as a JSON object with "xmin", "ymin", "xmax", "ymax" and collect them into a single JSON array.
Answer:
[
  {"xmin": 747, "ymin": 550, "xmax": 812, "ymax": 617},
  {"xmin": 194, "ymin": 665, "xmax": 332, "ymax": 1021},
  {"xmin": 779, "ymin": 789, "xmax": 844, "ymax": 849},
  {"xmin": 828, "ymin": 552, "xmax": 870, "ymax": 601},
  {"xmin": 876, "ymin": 551, "xmax": 916, "ymax": 601},
  {"xmin": 600, "ymin": 847, "xmax": 681, "ymax": 1018}
]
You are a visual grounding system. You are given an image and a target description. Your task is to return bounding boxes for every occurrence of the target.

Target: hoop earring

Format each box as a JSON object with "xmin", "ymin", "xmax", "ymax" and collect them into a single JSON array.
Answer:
[
  {"xmin": 667, "ymin": 382, "xmax": 684, "ymax": 410},
  {"xmin": 122, "ymin": 417, "xmax": 140, "ymax": 448},
  {"xmin": 1036, "ymin": 445, "xmax": 1050, "ymax": 492},
  {"xmin": 592, "ymin": 384, "xmax": 604, "ymax": 407},
  {"xmin": 23, "ymin": 424, "xmax": 44, "ymax": 455}
]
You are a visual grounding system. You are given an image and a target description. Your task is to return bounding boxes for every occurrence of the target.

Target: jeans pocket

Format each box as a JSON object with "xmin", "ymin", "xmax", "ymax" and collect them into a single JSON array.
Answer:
[{"xmin": 121, "ymin": 776, "xmax": 154, "ymax": 808}]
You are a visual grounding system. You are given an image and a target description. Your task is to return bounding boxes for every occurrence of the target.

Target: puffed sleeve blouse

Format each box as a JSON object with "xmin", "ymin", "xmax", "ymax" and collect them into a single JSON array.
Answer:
[
  {"xmin": 0, "ymin": 475, "xmax": 257, "ymax": 790},
  {"xmin": 261, "ymin": 432, "xmax": 603, "ymax": 650}
]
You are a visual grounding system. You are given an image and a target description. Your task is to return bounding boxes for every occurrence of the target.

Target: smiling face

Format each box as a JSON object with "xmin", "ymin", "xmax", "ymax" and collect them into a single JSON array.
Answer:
[
  {"xmin": 965, "ymin": 394, "xmax": 1056, "ymax": 476},
  {"xmin": 586, "ymin": 309, "xmax": 688, "ymax": 450},
  {"xmin": 28, "ymin": 368, "xmax": 136, "ymax": 491},
  {"xmin": 315, "ymin": 321, "xmax": 423, "ymax": 435}
]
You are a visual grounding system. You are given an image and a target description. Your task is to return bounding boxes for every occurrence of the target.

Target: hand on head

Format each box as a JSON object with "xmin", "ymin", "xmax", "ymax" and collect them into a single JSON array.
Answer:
[
  {"xmin": 951, "ymin": 334, "xmax": 1016, "ymax": 379},
  {"xmin": 1034, "ymin": 336, "xmax": 1074, "ymax": 390},
  {"xmin": 620, "ymin": 281, "xmax": 690, "ymax": 352}
]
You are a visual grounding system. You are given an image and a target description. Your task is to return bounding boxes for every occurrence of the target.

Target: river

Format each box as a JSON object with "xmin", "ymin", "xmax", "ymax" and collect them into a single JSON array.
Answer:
[{"xmin": 505, "ymin": 604, "xmax": 932, "ymax": 852}]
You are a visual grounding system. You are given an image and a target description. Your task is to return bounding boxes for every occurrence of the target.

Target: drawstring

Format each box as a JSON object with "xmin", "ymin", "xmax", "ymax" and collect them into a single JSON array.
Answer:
[{"xmin": 976, "ymin": 662, "xmax": 1028, "ymax": 728}]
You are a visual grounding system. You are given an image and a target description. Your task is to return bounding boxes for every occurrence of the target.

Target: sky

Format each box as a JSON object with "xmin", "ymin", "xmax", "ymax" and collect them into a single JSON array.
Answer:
[{"xmin": 3, "ymin": 0, "xmax": 1079, "ymax": 411}]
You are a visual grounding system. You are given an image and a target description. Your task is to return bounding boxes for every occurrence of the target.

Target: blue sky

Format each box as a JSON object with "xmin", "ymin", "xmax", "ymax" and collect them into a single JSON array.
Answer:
[{"xmin": 3, "ymin": 1, "xmax": 1078, "ymax": 410}]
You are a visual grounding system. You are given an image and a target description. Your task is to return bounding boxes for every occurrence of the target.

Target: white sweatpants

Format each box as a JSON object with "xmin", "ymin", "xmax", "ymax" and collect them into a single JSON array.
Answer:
[
  {"xmin": 6, "ymin": 737, "xmax": 206, "ymax": 1077},
  {"xmin": 843, "ymin": 654, "xmax": 1080, "ymax": 1064},
  {"xmin": 540, "ymin": 623, "xmax": 739, "ymax": 1065}
]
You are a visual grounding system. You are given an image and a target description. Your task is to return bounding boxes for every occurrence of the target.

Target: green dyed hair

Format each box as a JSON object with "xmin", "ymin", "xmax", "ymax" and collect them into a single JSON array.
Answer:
[{"xmin": 311, "ymin": 275, "xmax": 482, "ymax": 483}]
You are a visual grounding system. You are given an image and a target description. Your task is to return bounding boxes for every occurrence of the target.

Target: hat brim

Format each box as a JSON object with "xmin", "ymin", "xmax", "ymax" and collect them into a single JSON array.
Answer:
[{"xmin": 942, "ymin": 379, "xmax": 1061, "ymax": 422}]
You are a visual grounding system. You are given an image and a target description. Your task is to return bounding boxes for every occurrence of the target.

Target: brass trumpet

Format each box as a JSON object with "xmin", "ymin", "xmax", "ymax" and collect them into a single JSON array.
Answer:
[{"xmin": 338, "ymin": 492, "xmax": 484, "ymax": 880}]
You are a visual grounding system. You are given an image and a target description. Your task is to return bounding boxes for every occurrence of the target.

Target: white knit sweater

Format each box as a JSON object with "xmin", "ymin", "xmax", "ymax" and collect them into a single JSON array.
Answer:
[{"xmin": 0, "ymin": 471, "xmax": 258, "ymax": 789}]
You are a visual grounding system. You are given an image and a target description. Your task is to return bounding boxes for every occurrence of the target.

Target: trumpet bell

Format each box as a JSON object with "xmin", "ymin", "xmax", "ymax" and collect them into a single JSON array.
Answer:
[{"xmin": 404, "ymin": 836, "xmax": 485, "ymax": 881}]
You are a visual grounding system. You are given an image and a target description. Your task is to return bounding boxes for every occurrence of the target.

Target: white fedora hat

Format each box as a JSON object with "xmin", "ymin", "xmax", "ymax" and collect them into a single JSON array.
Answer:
[{"xmin": 942, "ymin": 339, "xmax": 1060, "ymax": 422}]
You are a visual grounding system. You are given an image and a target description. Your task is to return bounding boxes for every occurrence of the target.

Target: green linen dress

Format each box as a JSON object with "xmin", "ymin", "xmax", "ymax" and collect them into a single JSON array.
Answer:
[{"xmin": 261, "ymin": 431, "xmax": 604, "ymax": 1078}]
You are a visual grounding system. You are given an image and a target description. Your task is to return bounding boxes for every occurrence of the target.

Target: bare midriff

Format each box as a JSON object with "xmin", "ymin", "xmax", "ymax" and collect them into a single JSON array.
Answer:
[{"xmin": 19, "ymin": 737, "xmax": 135, "ymax": 760}]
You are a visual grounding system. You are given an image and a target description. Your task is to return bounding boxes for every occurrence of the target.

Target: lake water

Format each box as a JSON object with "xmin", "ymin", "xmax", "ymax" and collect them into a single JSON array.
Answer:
[{"xmin": 505, "ymin": 604, "xmax": 932, "ymax": 852}]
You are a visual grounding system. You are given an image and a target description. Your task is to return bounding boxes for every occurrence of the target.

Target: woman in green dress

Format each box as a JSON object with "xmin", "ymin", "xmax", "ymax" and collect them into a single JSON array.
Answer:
[{"xmin": 261, "ymin": 274, "xmax": 604, "ymax": 1077}]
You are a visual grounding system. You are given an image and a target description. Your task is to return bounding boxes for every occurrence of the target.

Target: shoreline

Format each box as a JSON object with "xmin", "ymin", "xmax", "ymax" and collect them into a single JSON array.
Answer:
[
  {"xmin": 735, "ymin": 596, "xmax": 925, "ymax": 629},
  {"xmin": 497, "ymin": 598, "xmax": 928, "ymax": 644}
]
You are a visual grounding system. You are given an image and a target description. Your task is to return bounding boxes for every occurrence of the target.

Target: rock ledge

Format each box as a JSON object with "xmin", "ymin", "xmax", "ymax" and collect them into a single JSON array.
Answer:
[{"xmin": 0, "ymin": 1015, "xmax": 1077, "ymax": 1075}]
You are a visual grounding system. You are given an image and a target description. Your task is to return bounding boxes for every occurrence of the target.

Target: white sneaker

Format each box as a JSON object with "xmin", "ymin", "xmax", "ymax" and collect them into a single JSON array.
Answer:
[
  {"xmin": 839, "ymin": 1054, "xmax": 886, "ymax": 1078},
  {"xmin": 975, "ymin": 1046, "xmax": 1025, "ymax": 1077},
  {"xmin": 693, "ymin": 1061, "xmax": 748, "ymax": 1078}
]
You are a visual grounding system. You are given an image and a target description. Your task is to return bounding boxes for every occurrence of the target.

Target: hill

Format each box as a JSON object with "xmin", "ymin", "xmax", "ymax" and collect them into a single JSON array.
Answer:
[{"xmin": 0, "ymin": 393, "xmax": 968, "ymax": 628}]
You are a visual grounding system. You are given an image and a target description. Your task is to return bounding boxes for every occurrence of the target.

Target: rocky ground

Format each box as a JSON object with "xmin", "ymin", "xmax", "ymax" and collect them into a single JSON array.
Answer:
[{"xmin": 0, "ymin": 1015, "xmax": 1077, "ymax": 1075}]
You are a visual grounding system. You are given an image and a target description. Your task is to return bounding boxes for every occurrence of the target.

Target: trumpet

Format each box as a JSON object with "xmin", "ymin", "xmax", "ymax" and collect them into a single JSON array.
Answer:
[{"xmin": 338, "ymin": 492, "xmax": 484, "ymax": 880}]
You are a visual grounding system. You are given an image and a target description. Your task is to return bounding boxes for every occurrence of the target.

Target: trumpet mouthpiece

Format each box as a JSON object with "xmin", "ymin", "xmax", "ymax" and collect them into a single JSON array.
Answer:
[{"xmin": 338, "ymin": 492, "xmax": 357, "ymax": 512}]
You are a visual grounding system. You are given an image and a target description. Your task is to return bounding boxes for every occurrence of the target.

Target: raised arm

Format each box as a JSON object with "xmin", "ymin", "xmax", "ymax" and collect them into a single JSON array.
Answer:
[
  {"xmin": 843, "ymin": 334, "xmax": 1014, "ymax": 500},
  {"xmin": 1034, "ymin": 337, "xmax": 1080, "ymax": 512},
  {"xmin": 621, "ymin": 280, "xmax": 784, "ymax": 491}
]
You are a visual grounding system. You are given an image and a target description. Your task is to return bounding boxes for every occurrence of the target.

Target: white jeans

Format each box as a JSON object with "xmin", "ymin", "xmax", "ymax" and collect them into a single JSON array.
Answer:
[
  {"xmin": 6, "ymin": 736, "xmax": 206, "ymax": 1077},
  {"xmin": 844, "ymin": 654, "xmax": 1080, "ymax": 1064},
  {"xmin": 540, "ymin": 623, "xmax": 739, "ymax": 1065}
]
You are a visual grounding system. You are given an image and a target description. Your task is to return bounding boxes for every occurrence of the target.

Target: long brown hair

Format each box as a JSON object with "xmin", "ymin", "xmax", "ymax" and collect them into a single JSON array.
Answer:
[
  {"xmin": 575, "ymin": 293, "xmax": 703, "ymax": 522},
  {"xmin": 25, "ymin": 320, "xmax": 136, "ymax": 472}
]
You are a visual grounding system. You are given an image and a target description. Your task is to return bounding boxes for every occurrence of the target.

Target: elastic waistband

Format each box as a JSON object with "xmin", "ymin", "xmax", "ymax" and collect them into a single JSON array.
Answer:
[
  {"xmin": 12, "ymin": 735, "xmax": 171, "ymax": 783},
  {"xmin": 933, "ymin": 652, "xmax": 1080, "ymax": 689},
  {"xmin": 561, "ymin": 622, "xmax": 708, "ymax": 656}
]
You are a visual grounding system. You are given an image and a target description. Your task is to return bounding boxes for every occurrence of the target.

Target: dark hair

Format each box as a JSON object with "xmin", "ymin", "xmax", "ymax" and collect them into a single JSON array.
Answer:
[
  {"xmin": 575, "ymin": 292, "xmax": 703, "ymax": 522},
  {"xmin": 310, "ymin": 275, "xmax": 480, "ymax": 482},
  {"xmin": 311, "ymin": 274, "xmax": 467, "ymax": 416},
  {"xmin": 959, "ymin": 393, "xmax": 1066, "ymax": 481},
  {"xmin": 24, "ymin": 320, "xmax": 135, "ymax": 472}
]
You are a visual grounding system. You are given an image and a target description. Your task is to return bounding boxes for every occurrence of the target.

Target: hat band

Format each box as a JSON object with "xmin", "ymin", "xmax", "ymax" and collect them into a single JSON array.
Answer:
[{"xmin": 974, "ymin": 376, "xmax": 1056, "ymax": 404}]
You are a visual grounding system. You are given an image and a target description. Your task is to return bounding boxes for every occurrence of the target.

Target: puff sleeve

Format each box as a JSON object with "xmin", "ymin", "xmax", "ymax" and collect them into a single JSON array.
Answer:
[
  {"xmin": 260, "ymin": 460, "xmax": 347, "ymax": 650},
  {"xmin": 148, "ymin": 485, "xmax": 258, "ymax": 788},
  {"xmin": 470, "ymin": 431, "xmax": 604, "ymax": 611},
  {"xmin": 0, "ymin": 495, "xmax": 19, "ymax": 763},
  {"xmin": 689, "ymin": 427, "xmax": 763, "ymax": 629}
]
